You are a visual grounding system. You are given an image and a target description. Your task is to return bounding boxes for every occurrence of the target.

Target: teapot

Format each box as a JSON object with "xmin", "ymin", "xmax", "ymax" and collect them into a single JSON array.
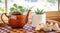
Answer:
[{"xmin": 1, "ymin": 10, "xmax": 30, "ymax": 28}]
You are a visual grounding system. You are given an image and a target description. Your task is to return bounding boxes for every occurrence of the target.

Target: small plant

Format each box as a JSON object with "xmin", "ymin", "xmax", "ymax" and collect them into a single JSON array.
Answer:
[
  {"xmin": 10, "ymin": 4, "xmax": 28, "ymax": 15},
  {"xmin": 35, "ymin": 9, "xmax": 44, "ymax": 14}
]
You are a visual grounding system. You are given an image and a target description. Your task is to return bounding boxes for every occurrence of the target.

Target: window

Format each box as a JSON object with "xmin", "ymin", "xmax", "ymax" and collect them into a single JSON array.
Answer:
[
  {"xmin": 0, "ymin": 0, "xmax": 58, "ymax": 13},
  {"xmin": 7, "ymin": 0, "xmax": 58, "ymax": 12}
]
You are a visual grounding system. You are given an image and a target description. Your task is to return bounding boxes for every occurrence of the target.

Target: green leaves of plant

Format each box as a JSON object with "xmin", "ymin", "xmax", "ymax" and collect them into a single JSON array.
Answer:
[
  {"xmin": 35, "ymin": 9, "xmax": 44, "ymax": 14},
  {"xmin": 18, "ymin": 6, "xmax": 23, "ymax": 9},
  {"xmin": 18, "ymin": 6, "xmax": 24, "ymax": 12},
  {"xmin": 13, "ymin": 4, "xmax": 17, "ymax": 8},
  {"xmin": 10, "ymin": 7, "xmax": 15, "ymax": 12},
  {"xmin": 10, "ymin": 3, "xmax": 28, "ymax": 14}
]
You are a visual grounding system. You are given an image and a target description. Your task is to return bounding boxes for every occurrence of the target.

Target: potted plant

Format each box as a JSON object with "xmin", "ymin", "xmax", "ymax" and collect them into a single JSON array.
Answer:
[
  {"xmin": 10, "ymin": 4, "xmax": 27, "ymax": 15},
  {"xmin": 1, "ymin": 4, "xmax": 30, "ymax": 28},
  {"xmin": 32, "ymin": 9, "xmax": 46, "ymax": 30}
]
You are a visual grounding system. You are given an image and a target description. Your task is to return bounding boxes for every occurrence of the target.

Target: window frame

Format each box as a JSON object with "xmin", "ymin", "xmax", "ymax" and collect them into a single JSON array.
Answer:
[{"xmin": 5, "ymin": 0, "xmax": 7, "ymax": 13}]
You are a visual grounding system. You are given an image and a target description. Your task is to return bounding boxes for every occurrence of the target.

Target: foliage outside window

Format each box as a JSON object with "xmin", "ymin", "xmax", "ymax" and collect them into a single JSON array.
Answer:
[
  {"xmin": 0, "ymin": 0, "xmax": 5, "ymax": 13},
  {"xmin": 47, "ymin": 0, "xmax": 56, "ymax": 3},
  {"xmin": 0, "ymin": 0, "xmax": 2, "ymax": 3}
]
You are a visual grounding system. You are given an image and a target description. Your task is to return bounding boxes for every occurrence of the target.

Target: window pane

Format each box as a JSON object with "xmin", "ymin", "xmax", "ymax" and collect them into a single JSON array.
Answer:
[
  {"xmin": 8, "ymin": 0, "xmax": 58, "ymax": 12},
  {"xmin": 0, "ymin": 0, "xmax": 5, "ymax": 13},
  {"xmin": 8, "ymin": 0, "xmax": 27, "ymax": 13}
]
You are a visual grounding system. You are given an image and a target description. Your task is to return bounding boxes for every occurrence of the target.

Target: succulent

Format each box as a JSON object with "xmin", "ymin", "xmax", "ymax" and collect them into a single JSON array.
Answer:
[
  {"xmin": 35, "ymin": 9, "xmax": 44, "ymax": 14},
  {"xmin": 10, "ymin": 4, "xmax": 28, "ymax": 15}
]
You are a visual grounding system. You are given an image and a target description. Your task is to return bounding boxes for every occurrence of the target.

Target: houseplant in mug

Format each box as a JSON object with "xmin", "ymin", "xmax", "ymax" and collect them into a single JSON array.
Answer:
[
  {"xmin": 1, "ymin": 4, "xmax": 30, "ymax": 28},
  {"xmin": 32, "ymin": 9, "xmax": 46, "ymax": 30}
]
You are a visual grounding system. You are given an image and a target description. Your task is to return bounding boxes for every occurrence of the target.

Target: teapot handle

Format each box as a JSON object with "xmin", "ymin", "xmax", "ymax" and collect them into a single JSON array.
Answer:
[
  {"xmin": 26, "ymin": 10, "xmax": 31, "ymax": 23},
  {"xmin": 1, "ymin": 13, "xmax": 8, "ymax": 25}
]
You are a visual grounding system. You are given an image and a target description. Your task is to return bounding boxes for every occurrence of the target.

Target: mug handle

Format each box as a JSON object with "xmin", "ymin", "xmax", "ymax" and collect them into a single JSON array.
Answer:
[{"xmin": 1, "ymin": 13, "xmax": 8, "ymax": 25}]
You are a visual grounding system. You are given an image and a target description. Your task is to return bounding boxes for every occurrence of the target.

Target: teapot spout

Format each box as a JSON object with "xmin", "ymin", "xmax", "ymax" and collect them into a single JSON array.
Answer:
[{"xmin": 26, "ymin": 10, "xmax": 31, "ymax": 23}]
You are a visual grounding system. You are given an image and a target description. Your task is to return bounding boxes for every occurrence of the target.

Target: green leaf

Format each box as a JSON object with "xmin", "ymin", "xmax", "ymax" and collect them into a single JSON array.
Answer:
[
  {"xmin": 18, "ymin": 6, "xmax": 23, "ymax": 9},
  {"xmin": 13, "ymin": 4, "xmax": 17, "ymax": 8},
  {"xmin": 10, "ymin": 7, "xmax": 15, "ymax": 12},
  {"xmin": 18, "ymin": 6, "xmax": 25, "ymax": 13},
  {"xmin": 20, "ymin": 9, "xmax": 24, "ymax": 12}
]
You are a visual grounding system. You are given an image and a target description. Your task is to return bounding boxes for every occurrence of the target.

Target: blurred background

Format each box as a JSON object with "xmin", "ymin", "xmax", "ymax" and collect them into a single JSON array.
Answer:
[{"xmin": 0, "ymin": 0, "xmax": 60, "ymax": 23}]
